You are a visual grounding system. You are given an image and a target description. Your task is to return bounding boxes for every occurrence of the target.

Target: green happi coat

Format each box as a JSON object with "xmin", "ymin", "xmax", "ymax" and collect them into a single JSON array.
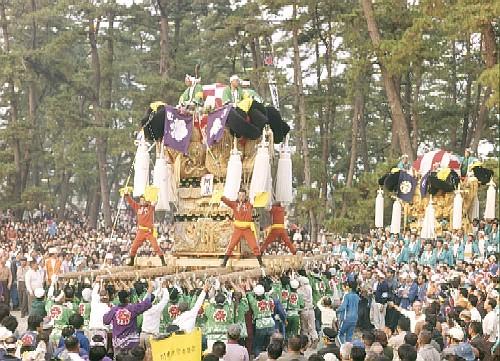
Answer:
[
  {"xmin": 178, "ymin": 84, "xmax": 204, "ymax": 107},
  {"xmin": 286, "ymin": 290, "xmax": 304, "ymax": 338},
  {"xmin": 222, "ymin": 86, "xmax": 243, "ymax": 104},
  {"xmin": 233, "ymin": 297, "xmax": 249, "ymax": 338},
  {"xmin": 310, "ymin": 276, "xmax": 329, "ymax": 305},
  {"xmin": 160, "ymin": 294, "xmax": 190, "ymax": 333},
  {"xmin": 204, "ymin": 302, "xmax": 234, "ymax": 342},
  {"xmin": 247, "ymin": 293, "xmax": 275, "ymax": 330}
]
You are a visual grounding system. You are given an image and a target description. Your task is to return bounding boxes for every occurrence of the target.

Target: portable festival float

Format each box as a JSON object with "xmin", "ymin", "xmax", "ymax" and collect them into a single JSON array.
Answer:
[
  {"xmin": 112, "ymin": 76, "xmax": 298, "ymax": 269},
  {"xmin": 376, "ymin": 149, "xmax": 496, "ymax": 237}
]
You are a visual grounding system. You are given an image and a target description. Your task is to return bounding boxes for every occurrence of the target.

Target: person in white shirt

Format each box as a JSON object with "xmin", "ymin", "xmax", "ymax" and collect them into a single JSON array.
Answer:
[
  {"xmin": 482, "ymin": 298, "xmax": 498, "ymax": 343},
  {"xmin": 88, "ymin": 281, "xmax": 111, "ymax": 344},
  {"xmin": 172, "ymin": 282, "xmax": 210, "ymax": 333},
  {"xmin": 298, "ymin": 276, "xmax": 318, "ymax": 343},
  {"xmin": 467, "ymin": 294, "xmax": 482, "ymax": 322},
  {"xmin": 390, "ymin": 300, "xmax": 425, "ymax": 333},
  {"xmin": 317, "ymin": 296, "xmax": 337, "ymax": 332},
  {"xmin": 25, "ymin": 259, "xmax": 44, "ymax": 314},
  {"xmin": 140, "ymin": 286, "xmax": 170, "ymax": 348}
]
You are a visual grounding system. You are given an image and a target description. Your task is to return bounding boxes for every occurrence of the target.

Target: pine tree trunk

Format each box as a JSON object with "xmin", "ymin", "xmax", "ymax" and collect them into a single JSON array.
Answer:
[
  {"xmin": 411, "ymin": 67, "xmax": 421, "ymax": 152},
  {"xmin": 292, "ymin": 3, "xmax": 317, "ymax": 242},
  {"xmin": 346, "ymin": 91, "xmax": 363, "ymax": 187},
  {"xmin": 461, "ymin": 37, "xmax": 472, "ymax": 151},
  {"xmin": 470, "ymin": 23, "xmax": 496, "ymax": 152},
  {"xmin": 361, "ymin": 0, "xmax": 414, "ymax": 160},
  {"xmin": 158, "ymin": 0, "xmax": 169, "ymax": 77},
  {"xmin": 88, "ymin": 16, "xmax": 112, "ymax": 228}
]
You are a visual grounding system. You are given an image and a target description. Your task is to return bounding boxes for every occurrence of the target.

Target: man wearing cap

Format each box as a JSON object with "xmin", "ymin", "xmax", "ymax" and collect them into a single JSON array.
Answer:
[
  {"xmin": 204, "ymin": 289, "xmax": 233, "ymax": 351},
  {"xmin": 44, "ymin": 247, "xmax": 62, "ymax": 284},
  {"xmin": 30, "ymin": 288, "xmax": 47, "ymax": 319},
  {"xmin": 17, "ymin": 256, "xmax": 30, "ymax": 318},
  {"xmin": 318, "ymin": 327, "xmax": 340, "ymax": 359},
  {"xmin": 124, "ymin": 192, "xmax": 166, "ymax": 266},
  {"xmin": 88, "ymin": 281, "xmax": 111, "ymax": 346},
  {"xmin": 78, "ymin": 287, "xmax": 92, "ymax": 329},
  {"xmin": 221, "ymin": 190, "xmax": 264, "ymax": 267},
  {"xmin": 297, "ymin": 276, "xmax": 318, "ymax": 345},
  {"xmin": 247, "ymin": 283, "xmax": 275, "ymax": 356},
  {"xmin": 285, "ymin": 279, "xmax": 304, "ymax": 339},
  {"xmin": 224, "ymin": 324, "xmax": 250, "ymax": 361},
  {"xmin": 178, "ymin": 74, "xmax": 203, "ymax": 108},
  {"xmin": 103, "ymin": 281, "xmax": 153, "ymax": 352},
  {"xmin": 222, "ymin": 75, "xmax": 243, "ymax": 105},
  {"xmin": 260, "ymin": 202, "xmax": 297, "ymax": 255}
]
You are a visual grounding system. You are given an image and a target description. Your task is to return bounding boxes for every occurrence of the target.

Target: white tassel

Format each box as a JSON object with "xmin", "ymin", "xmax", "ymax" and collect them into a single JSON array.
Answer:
[
  {"xmin": 249, "ymin": 141, "xmax": 271, "ymax": 205},
  {"xmin": 375, "ymin": 189, "xmax": 384, "ymax": 228},
  {"xmin": 469, "ymin": 194, "xmax": 479, "ymax": 220},
  {"xmin": 275, "ymin": 142, "xmax": 293, "ymax": 204},
  {"xmin": 484, "ymin": 181, "xmax": 496, "ymax": 220},
  {"xmin": 153, "ymin": 153, "xmax": 170, "ymax": 211},
  {"xmin": 133, "ymin": 136, "xmax": 150, "ymax": 197},
  {"xmin": 452, "ymin": 190, "xmax": 462, "ymax": 230},
  {"xmin": 390, "ymin": 198, "xmax": 401, "ymax": 235},
  {"xmin": 421, "ymin": 196, "xmax": 436, "ymax": 240},
  {"xmin": 223, "ymin": 144, "xmax": 242, "ymax": 201}
]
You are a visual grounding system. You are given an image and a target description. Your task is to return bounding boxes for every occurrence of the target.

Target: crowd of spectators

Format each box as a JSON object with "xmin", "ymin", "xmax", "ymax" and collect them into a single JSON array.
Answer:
[{"xmin": 0, "ymin": 206, "xmax": 498, "ymax": 361}]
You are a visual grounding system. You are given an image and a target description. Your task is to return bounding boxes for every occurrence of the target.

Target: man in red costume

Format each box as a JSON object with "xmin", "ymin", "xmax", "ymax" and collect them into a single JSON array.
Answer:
[
  {"xmin": 124, "ymin": 192, "xmax": 166, "ymax": 266},
  {"xmin": 221, "ymin": 189, "xmax": 264, "ymax": 267},
  {"xmin": 260, "ymin": 202, "xmax": 297, "ymax": 255}
]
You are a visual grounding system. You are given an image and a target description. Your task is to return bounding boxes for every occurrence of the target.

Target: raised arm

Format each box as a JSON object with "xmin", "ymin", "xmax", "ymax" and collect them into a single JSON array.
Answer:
[
  {"xmin": 221, "ymin": 196, "xmax": 237, "ymax": 210},
  {"xmin": 125, "ymin": 194, "xmax": 139, "ymax": 212}
]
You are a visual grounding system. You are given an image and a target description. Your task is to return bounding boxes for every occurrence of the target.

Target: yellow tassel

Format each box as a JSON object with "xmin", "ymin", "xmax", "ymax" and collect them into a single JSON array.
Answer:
[
  {"xmin": 237, "ymin": 98, "xmax": 253, "ymax": 113},
  {"xmin": 149, "ymin": 101, "xmax": 165, "ymax": 112},
  {"xmin": 144, "ymin": 185, "xmax": 159, "ymax": 203},
  {"xmin": 437, "ymin": 168, "xmax": 451, "ymax": 181}
]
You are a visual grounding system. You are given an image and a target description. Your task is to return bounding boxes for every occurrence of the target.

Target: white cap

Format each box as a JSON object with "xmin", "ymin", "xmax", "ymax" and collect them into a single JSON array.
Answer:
[
  {"xmin": 290, "ymin": 279, "xmax": 299, "ymax": 289},
  {"xmin": 253, "ymin": 284, "xmax": 265, "ymax": 296},
  {"xmin": 229, "ymin": 74, "xmax": 239, "ymax": 82},
  {"xmin": 105, "ymin": 253, "xmax": 113, "ymax": 260},
  {"xmin": 81, "ymin": 288, "xmax": 92, "ymax": 302},
  {"xmin": 34, "ymin": 288, "xmax": 45, "ymax": 298},
  {"xmin": 448, "ymin": 327, "xmax": 465, "ymax": 341},
  {"xmin": 298, "ymin": 276, "xmax": 309, "ymax": 285},
  {"xmin": 48, "ymin": 247, "xmax": 57, "ymax": 254}
]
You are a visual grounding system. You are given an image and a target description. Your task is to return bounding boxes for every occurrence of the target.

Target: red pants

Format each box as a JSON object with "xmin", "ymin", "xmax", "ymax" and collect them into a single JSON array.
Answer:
[
  {"xmin": 260, "ymin": 228, "xmax": 297, "ymax": 255},
  {"xmin": 226, "ymin": 227, "xmax": 260, "ymax": 256},
  {"xmin": 130, "ymin": 230, "xmax": 163, "ymax": 256}
]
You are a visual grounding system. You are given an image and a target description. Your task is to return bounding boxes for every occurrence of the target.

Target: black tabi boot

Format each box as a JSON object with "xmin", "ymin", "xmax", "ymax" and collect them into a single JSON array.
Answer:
[
  {"xmin": 159, "ymin": 255, "xmax": 166, "ymax": 266},
  {"xmin": 127, "ymin": 255, "xmax": 135, "ymax": 267},
  {"xmin": 222, "ymin": 255, "xmax": 230, "ymax": 267},
  {"xmin": 257, "ymin": 255, "xmax": 264, "ymax": 268}
]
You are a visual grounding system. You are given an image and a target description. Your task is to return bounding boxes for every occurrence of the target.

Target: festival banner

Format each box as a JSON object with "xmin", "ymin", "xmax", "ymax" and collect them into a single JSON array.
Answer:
[
  {"xmin": 150, "ymin": 328, "xmax": 202, "ymax": 361},
  {"xmin": 163, "ymin": 106, "xmax": 193, "ymax": 154},
  {"xmin": 397, "ymin": 171, "xmax": 416, "ymax": 203},
  {"xmin": 206, "ymin": 105, "xmax": 231, "ymax": 146}
]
